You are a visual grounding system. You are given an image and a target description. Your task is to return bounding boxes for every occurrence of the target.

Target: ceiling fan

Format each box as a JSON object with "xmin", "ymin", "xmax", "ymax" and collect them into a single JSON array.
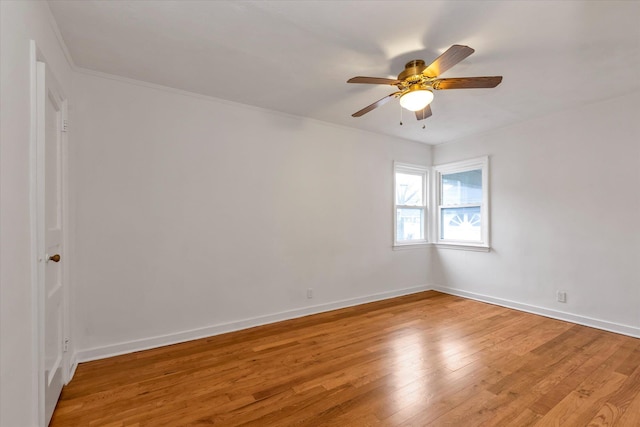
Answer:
[{"xmin": 347, "ymin": 45, "xmax": 502, "ymax": 121}]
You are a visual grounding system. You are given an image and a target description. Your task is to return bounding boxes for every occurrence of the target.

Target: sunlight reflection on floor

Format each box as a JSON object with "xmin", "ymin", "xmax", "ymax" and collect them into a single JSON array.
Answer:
[{"xmin": 390, "ymin": 330, "xmax": 429, "ymax": 411}]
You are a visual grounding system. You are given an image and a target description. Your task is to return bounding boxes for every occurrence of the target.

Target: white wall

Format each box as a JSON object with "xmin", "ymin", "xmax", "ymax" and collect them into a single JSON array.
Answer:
[
  {"xmin": 71, "ymin": 72, "xmax": 431, "ymax": 358},
  {"xmin": 431, "ymin": 91, "xmax": 640, "ymax": 335},
  {"xmin": 0, "ymin": 1, "xmax": 73, "ymax": 426}
]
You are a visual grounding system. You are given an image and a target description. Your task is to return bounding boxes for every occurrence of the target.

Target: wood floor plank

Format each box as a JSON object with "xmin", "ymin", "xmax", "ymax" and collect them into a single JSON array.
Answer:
[
  {"xmin": 533, "ymin": 362, "xmax": 628, "ymax": 426},
  {"xmin": 468, "ymin": 332, "xmax": 617, "ymax": 426},
  {"xmin": 615, "ymin": 390, "xmax": 640, "ymax": 426},
  {"xmin": 50, "ymin": 291, "xmax": 640, "ymax": 426}
]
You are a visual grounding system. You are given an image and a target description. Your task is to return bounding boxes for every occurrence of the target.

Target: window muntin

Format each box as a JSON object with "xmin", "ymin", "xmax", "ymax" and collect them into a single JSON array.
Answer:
[
  {"xmin": 435, "ymin": 157, "xmax": 489, "ymax": 247},
  {"xmin": 394, "ymin": 163, "xmax": 427, "ymax": 245}
]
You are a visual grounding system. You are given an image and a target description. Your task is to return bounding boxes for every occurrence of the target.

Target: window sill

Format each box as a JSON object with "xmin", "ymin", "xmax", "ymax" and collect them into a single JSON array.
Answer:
[
  {"xmin": 393, "ymin": 242, "xmax": 430, "ymax": 251},
  {"xmin": 435, "ymin": 243, "xmax": 491, "ymax": 252}
]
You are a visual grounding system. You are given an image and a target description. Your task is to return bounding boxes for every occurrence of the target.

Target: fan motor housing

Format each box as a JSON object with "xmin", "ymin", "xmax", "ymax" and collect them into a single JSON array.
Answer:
[{"xmin": 397, "ymin": 59, "xmax": 427, "ymax": 81}]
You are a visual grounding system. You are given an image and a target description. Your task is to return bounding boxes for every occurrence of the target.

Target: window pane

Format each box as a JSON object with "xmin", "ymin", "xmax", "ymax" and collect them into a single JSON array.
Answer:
[
  {"xmin": 396, "ymin": 173, "xmax": 423, "ymax": 206},
  {"xmin": 396, "ymin": 208, "xmax": 424, "ymax": 241},
  {"xmin": 440, "ymin": 206, "xmax": 481, "ymax": 241},
  {"xmin": 441, "ymin": 169, "xmax": 482, "ymax": 205}
]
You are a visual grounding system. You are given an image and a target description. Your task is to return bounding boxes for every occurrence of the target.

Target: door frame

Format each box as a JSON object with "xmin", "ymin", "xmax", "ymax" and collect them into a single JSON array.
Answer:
[{"xmin": 30, "ymin": 40, "xmax": 72, "ymax": 426}]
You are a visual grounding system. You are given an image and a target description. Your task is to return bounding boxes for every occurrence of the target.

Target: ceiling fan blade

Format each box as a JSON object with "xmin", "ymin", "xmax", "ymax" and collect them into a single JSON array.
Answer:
[
  {"xmin": 433, "ymin": 76, "xmax": 503, "ymax": 90},
  {"xmin": 423, "ymin": 45, "xmax": 475, "ymax": 77},
  {"xmin": 347, "ymin": 76, "xmax": 401, "ymax": 85},
  {"xmin": 415, "ymin": 104, "xmax": 433, "ymax": 121},
  {"xmin": 352, "ymin": 92, "xmax": 401, "ymax": 117}
]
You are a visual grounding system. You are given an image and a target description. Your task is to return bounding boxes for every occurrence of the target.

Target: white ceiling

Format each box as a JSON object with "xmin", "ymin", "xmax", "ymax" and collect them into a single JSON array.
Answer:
[{"xmin": 48, "ymin": 0, "xmax": 640, "ymax": 145}]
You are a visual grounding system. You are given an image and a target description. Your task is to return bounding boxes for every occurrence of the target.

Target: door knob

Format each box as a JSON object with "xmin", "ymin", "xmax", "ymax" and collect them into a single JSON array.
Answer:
[{"xmin": 48, "ymin": 254, "xmax": 61, "ymax": 263}]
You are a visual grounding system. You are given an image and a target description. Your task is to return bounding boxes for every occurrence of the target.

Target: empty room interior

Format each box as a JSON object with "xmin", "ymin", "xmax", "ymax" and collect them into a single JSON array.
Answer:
[{"xmin": 2, "ymin": 1, "xmax": 640, "ymax": 426}]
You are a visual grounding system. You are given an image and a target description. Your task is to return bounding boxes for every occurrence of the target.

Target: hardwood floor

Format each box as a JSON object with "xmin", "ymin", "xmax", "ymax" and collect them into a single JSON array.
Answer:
[{"xmin": 51, "ymin": 291, "xmax": 640, "ymax": 426}]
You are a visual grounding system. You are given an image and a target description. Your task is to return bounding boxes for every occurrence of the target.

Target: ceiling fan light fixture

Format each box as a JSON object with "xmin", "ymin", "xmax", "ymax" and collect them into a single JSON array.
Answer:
[{"xmin": 399, "ymin": 87, "xmax": 434, "ymax": 111}]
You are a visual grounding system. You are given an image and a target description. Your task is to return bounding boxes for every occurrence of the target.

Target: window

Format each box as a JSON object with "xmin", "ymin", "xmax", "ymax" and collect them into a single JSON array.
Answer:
[
  {"xmin": 394, "ymin": 162, "xmax": 427, "ymax": 246},
  {"xmin": 434, "ymin": 156, "xmax": 489, "ymax": 248}
]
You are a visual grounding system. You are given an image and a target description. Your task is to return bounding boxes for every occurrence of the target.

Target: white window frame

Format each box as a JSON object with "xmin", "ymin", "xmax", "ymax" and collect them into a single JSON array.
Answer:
[
  {"xmin": 393, "ymin": 162, "xmax": 428, "ymax": 247},
  {"xmin": 434, "ymin": 156, "xmax": 489, "ymax": 250}
]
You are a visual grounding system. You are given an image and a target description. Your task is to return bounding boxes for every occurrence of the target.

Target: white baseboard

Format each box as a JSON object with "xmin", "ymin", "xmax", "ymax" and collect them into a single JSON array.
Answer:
[
  {"xmin": 432, "ymin": 285, "xmax": 640, "ymax": 338},
  {"xmin": 66, "ymin": 354, "xmax": 78, "ymax": 384},
  {"xmin": 74, "ymin": 285, "xmax": 431, "ymax": 364}
]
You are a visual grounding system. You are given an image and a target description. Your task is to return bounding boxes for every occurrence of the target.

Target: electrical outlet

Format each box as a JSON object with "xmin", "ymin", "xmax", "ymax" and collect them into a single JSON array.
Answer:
[
  {"xmin": 307, "ymin": 288, "xmax": 313, "ymax": 299},
  {"xmin": 557, "ymin": 291, "xmax": 567, "ymax": 303}
]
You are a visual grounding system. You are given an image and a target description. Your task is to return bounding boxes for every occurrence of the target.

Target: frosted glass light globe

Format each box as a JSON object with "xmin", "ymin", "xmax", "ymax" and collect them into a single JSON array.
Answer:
[{"xmin": 399, "ymin": 89, "xmax": 434, "ymax": 111}]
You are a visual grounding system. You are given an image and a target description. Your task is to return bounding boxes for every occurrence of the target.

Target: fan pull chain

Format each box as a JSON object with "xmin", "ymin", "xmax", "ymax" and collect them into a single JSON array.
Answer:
[{"xmin": 399, "ymin": 105, "xmax": 403, "ymax": 126}]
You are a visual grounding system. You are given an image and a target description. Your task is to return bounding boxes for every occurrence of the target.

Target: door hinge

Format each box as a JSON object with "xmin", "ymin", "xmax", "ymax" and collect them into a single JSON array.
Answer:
[
  {"xmin": 62, "ymin": 120, "xmax": 69, "ymax": 132},
  {"xmin": 63, "ymin": 338, "xmax": 70, "ymax": 352}
]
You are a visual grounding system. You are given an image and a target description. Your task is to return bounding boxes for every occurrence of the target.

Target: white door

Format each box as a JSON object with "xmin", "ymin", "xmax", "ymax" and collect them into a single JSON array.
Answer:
[{"xmin": 37, "ymin": 60, "xmax": 66, "ymax": 426}]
